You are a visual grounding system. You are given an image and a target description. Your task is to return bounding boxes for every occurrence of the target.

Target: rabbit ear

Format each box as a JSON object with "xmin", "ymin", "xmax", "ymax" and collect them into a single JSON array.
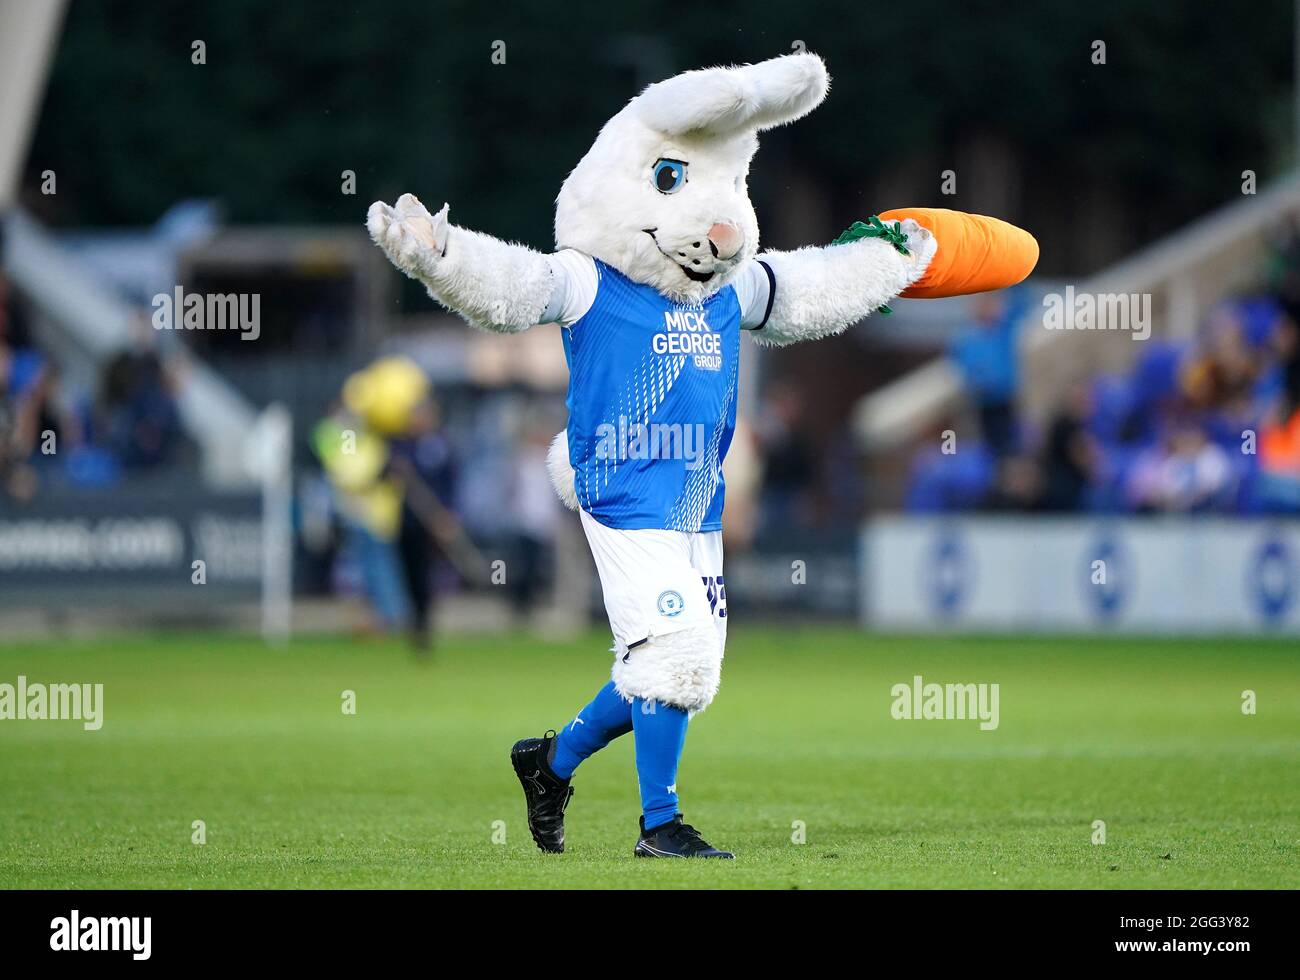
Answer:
[{"xmin": 632, "ymin": 53, "xmax": 829, "ymax": 137}]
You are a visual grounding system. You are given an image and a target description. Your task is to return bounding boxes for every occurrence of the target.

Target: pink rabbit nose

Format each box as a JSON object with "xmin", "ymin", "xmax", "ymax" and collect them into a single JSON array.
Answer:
[{"xmin": 707, "ymin": 222, "xmax": 744, "ymax": 261}]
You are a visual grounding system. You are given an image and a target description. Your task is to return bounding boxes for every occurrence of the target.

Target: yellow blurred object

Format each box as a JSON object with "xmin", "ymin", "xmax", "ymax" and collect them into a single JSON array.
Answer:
[
  {"xmin": 350, "ymin": 478, "xmax": 403, "ymax": 540},
  {"xmin": 342, "ymin": 356, "xmax": 431, "ymax": 435},
  {"xmin": 312, "ymin": 417, "xmax": 403, "ymax": 539}
]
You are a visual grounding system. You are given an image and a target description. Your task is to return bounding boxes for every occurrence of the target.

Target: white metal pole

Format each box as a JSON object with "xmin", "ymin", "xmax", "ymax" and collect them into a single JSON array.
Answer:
[{"xmin": 259, "ymin": 403, "xmax": 293, "ymax": 645}]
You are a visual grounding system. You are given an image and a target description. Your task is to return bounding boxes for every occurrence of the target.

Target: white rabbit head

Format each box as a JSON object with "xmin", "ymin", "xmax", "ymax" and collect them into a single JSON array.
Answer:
[{"xmin": 554, "ymin": 53, "xmax": 829, "ymax": 304}]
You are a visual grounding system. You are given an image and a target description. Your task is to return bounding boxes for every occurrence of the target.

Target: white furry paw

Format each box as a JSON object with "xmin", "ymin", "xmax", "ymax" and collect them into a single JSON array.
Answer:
[
  {"xmin": 898, "ymin": 217, "xmax": 938, "ymax": 271},
  {"xmin": 366, "ymin": 194, "xmax": 450, "ymax": 278}
]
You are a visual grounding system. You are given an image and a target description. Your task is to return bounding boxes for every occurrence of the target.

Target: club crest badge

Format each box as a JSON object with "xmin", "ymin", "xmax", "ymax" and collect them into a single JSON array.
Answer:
[{"xmin": 657, "ymin": 590, "xmax": 685, "ymax": 618}]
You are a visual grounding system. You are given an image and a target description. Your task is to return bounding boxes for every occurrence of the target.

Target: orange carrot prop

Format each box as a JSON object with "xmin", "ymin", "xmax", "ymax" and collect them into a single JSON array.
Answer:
[{"xmin": 877, "ymin": 207, "xmax": 1039, "ymax": 298}]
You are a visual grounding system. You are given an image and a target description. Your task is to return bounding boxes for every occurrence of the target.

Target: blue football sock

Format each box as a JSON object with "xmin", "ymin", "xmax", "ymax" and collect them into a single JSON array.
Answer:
[
  {"xmin": 550, "ymin": 681, "xmax": 633, "ymax": 780},
  {"xmin": 631, "ymin": 697, "xmax": 688, "ymax": 830}
]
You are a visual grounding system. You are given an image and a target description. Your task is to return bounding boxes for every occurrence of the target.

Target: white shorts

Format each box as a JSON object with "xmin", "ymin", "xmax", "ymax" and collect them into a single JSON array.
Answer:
[{"xmin": 579, "ymin": 509, "xmax": 728, "ymax": 656}]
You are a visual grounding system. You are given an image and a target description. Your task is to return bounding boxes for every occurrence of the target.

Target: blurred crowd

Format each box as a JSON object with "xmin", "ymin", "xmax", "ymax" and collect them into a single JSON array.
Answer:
[
  {"xmin": 909, "ymin": 234, "xmax": 1300, "ymax": 515},
  {"xmin": 0, "ymin": 264, "xmax": 189, "ymax": 502},
  {"xmin": 14, "ymin": 202, "xmax": 1299, "ymax": 639}
]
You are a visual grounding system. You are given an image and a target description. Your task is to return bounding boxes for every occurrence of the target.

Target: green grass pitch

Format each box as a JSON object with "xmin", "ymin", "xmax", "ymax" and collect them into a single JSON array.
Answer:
[{"xmin": 0, "ymin": 628, "xmax": 1296, "ymax": 888}]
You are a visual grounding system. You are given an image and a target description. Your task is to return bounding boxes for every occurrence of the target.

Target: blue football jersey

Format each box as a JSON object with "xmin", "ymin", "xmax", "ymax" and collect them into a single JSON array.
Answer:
[{"xmin": 561, "ymin": 260, "xmax": 741, "ymax": 532}]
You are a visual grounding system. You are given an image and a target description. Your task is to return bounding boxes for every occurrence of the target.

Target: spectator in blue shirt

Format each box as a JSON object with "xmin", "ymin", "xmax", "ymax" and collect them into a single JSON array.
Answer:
[{"xmin": 949, "ymin": 291, "xmax": 1022, "ymax": 459}]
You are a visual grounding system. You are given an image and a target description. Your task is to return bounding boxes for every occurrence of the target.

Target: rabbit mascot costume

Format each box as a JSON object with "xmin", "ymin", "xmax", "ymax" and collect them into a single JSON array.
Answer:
[{"xmin": 368, "ymin": 52, "xmax": 1036, "ymax": 858}]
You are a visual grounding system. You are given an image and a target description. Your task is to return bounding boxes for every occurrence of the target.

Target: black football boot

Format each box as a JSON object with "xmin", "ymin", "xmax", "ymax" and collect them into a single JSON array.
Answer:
[
  {"xmin": 510, "ymin": 730, "xmax": 574, "ymax": 854},
  {"xmin": 633, "ymin": 814, "xmax": 734, "ymax": 859}
]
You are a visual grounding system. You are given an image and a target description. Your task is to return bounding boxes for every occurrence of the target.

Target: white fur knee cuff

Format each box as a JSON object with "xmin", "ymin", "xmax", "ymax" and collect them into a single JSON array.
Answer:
[{"xmin": 611, "ymin": 625, "xmax": 722, "ymax": 715}]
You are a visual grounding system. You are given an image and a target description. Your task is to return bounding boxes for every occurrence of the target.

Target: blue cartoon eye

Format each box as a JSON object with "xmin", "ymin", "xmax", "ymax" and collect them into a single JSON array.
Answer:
[{"xmin": 652, "ymin": 159, "xmax": 687, "ymax": 194}]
